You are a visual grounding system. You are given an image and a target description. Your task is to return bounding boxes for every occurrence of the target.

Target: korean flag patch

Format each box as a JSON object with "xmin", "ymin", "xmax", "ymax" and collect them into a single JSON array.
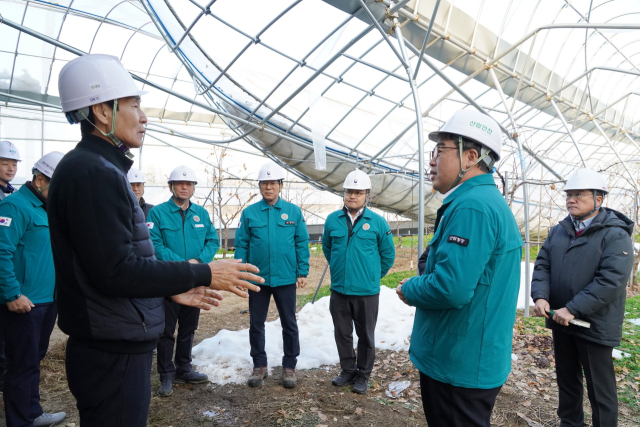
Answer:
[
  {"xmin": 146, "ymin": 222, "xmax": 154, "ymax": 229},
  {"xmin": 0, "ymin": 217, "xmax": 12, "ymax": 227}
]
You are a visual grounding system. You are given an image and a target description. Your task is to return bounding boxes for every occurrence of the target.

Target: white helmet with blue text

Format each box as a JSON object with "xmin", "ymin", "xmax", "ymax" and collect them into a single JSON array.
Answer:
[{"xmin": 343, "ymin": 169, "xmax": 371, "ymax": 191}]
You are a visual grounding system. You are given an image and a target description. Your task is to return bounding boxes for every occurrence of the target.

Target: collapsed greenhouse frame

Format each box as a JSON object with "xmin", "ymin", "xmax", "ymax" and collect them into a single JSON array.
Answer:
[{"xmin": 2, "ymin": 0, "xmax": 640, "ymax": 316}]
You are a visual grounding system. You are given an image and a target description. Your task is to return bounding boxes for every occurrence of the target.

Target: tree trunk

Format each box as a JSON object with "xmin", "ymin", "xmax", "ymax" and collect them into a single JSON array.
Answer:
[
  {"xmin": 397, "ymin": 221, "xmax": 402, "ymax": 248},
  {"xmin": 632, "ymin": 253, "xmax": 639, "ymax": 290}
]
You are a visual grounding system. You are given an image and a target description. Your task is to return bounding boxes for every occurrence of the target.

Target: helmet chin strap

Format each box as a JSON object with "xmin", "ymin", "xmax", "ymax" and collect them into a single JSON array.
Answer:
[
  {"xmin": 450, "ymin": 136, "xmax": 492, "ymax": 189},
  {"xmin": 171, "ymin": 183, "xmax": 192, "ymax": 208},
  {"xmin": 78, "ymin": 99, "xmax": 134, "ymax": 160},
  {"xmin": 32, "ymin": 170, "xmax": 50, "ymax": 193},
  {"xmin": 573, "ymin": 190, "xmax": 601, "ymax": 222}
]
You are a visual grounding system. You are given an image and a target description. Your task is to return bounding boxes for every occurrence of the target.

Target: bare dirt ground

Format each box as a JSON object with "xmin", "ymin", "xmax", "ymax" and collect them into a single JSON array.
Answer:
[{"xmin": 3, "ymin": 247, "xmax": 639, "ymax": 426}]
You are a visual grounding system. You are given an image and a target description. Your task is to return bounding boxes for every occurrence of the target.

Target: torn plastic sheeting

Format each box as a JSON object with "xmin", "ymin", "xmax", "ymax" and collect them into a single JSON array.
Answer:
[{"xmin": 385, "ymin": 381, "xmax": 411, "ymax": 398}]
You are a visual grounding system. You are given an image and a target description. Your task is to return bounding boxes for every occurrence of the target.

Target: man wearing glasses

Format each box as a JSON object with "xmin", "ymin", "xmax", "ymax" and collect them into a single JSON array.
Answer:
[
  {"xmin": 322, "ymin": 170, "xmax": 395, "ymax": 395},
  {"xmin": 235, "ymin": 161, "xmax": 310, "ymax": 389},
  {"xmin": 531, "ymin": 169, "xmax": 633, "ymax": 427},
  {"xmin": 396, "ymin": 110, "xmax": 522, "ymax": 426}
]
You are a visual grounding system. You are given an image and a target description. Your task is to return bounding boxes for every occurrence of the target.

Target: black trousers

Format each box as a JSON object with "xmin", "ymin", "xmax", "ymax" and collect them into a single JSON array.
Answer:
[
  {"xmin": 552, "ymin": 330, "xmax": 618, "ymax": 427},
  {"xmin": 0, "ymin": 303, "xmax": 57, "ymax": 427},
  {"xmin": 248, "ymin": 284, "xmax": 299, "ymax": 369},
  {"xmin": 420, "ymin": 371, "xmax": 502, "ymax": 427},
  {"xmin": 329, "ymin": 290, "xmax": 379, "ymax": 378},
  {"xmin": 157, "ymin": 299, "xmax": 200, "ymax": 379},
  {"xmin": 66, "ymin": 338, "xmax": 153, "ymax": 427}
]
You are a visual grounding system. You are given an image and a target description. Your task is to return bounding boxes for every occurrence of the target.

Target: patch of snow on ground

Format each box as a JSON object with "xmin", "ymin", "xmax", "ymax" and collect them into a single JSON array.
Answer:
[
  {"xmin": 192, "ymin": 286, "xmax": 415, "ymax": 385},
  {"xmin": 612, "ymin": 349, "xmax": 631, "ymax": 359},
  {"xmin": 626, "ymin": 318, "xmax": 640, "ymax": 326},
  {"xmin": 517, "ymin": 262, "xmax": 535, "ymax": 310}
]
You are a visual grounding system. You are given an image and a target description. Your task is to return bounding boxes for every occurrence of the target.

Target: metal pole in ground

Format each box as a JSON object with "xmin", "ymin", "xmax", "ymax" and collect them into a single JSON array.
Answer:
[{"xmin": 312, "ymin": 262, "xmax": 330, "ymax": 304}]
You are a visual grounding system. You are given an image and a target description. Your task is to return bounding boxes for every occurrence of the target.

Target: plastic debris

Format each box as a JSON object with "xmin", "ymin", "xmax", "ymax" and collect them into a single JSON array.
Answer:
[{"xmin": 385, "ymin": 381, "xmax": 411, "ymax": 398}]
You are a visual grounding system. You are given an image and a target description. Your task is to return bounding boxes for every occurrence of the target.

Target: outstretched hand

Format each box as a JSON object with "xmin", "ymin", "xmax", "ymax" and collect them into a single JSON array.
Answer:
[
  {"xmin": 171, "ymin": 287, "xmax": 223, "ymax": 310},
  {"xmin": 208, "ymin": 259, "xmax": 264, "ymax": 298}
]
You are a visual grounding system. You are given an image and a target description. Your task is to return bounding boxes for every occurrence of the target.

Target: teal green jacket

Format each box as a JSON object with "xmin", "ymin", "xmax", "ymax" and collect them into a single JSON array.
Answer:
[
  {"xmin": 0, "ymin": 184, "xmax": 55, "ymax": 304},
  {"xmin": 322, "ymin": 207, "xmax": 395, "ymax": 296},
  {"xmin": 234, "ymin": 198, "xmax": 310, "ymax": 286},
  {"xmin": 402, "ymin": 174, "xmax": 522, "ymax": 389},
  {"xmin": 148, "ymin": 199, "xmax": 219, "ymax": 263}
]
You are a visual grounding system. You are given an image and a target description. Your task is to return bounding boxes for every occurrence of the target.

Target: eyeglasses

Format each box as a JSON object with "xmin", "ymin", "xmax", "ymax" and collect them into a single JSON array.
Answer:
[
  {"xmin": 345, "ymin": 190, "xmax": 367, "ymax": 197},
  {"xmin": 429, "ymin": 145, "xmax": 458, "ymax": 160},
  {"xmin": 565, "ymin": 192, "xmax": 593, "ymax": 201}
]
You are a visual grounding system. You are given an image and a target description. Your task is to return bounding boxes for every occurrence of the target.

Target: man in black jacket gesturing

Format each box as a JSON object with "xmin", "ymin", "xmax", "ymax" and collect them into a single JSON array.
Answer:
[
  {"xmin": 531, "ymin": 168, "xmax": 633, "ymax": 427},
  {"xmin": 49, "ymin": 54, "xmax": 264, "ymax": 427}
]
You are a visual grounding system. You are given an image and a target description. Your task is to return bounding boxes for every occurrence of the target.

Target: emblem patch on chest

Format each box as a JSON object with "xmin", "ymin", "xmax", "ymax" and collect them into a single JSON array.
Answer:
[
  {"xmin": 363, "ymin": 223, "xmax": 370, "ymax": 230},
  {"xmin": 281, "ymin": 213, "xmax": 289, "ymax": 220},
  {"xmin": 447, "ymin": 235, "xmax": 469, "ymax": 246},
  {"xmin": 193, "ymin": 216, "xmax": 200, "ymax": 222}
]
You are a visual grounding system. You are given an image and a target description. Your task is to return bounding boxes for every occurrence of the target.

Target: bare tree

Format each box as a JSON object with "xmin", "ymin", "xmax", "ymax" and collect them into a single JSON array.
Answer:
[
  {"xmin": 392, "ymin": 213, "xmax": 411, "ymax": 248},
  {"xmin": 207, "ymin": 148, "xmax": 257, "ymax": 258}
]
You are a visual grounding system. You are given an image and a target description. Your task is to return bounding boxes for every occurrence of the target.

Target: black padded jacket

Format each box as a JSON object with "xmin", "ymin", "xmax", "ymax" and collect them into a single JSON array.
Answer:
[{"xmin": 48, "ymin": 135, "xmax": 211, "ymax": 353}]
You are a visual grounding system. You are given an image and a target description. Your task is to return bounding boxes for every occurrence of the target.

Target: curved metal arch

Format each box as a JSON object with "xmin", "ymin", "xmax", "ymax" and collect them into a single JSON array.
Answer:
[
  {"xmin": 42, "ymin": 0, "xmax": 76, "ymax": 102},
  {"xmin": 119, "ymin": 21, "xmax": 156, "ymax": 61},
  {"xmin": 88, "ymin": 1, "xmax": 131, "ymax": 54}
]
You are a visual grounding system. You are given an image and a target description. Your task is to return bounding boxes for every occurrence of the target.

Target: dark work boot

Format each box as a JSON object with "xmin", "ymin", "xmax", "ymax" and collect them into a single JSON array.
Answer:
[
  {"xmin": 331, "ymin": 370, "xmax": 356, "ymax": 387},
  {"xmin": 352, "ymin": 375, "xmax": 368, "ymax": 395},
  {"xmin": 157, "ymin": 379, "xmax": 173, "ymax": 397},
  {"xmin": 247, "ymin": 367, "xmax": 268, "ymax": 387},
  {"xmin": 174, "ymin": 370, "xmax": 208, "ymax": 384},
  {"xmin": 282, "ymin": 368, "xmax": 297, "ymax": 388}
]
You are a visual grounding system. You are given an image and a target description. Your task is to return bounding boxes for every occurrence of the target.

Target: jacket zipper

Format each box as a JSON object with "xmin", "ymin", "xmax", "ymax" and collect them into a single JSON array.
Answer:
[{"xmin": 131, "ymin": 302, "xmax": 148, "ymax": 333}]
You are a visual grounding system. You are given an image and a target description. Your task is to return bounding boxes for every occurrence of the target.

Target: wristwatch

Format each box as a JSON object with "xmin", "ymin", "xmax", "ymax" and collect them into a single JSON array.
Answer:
[
  {"xmin": 6, "ymin": 293, "xmax": 21, "ymax": 302},
  {"xmin": 297, "ymin": 274, "xmax": 307, "ymax": 278}
]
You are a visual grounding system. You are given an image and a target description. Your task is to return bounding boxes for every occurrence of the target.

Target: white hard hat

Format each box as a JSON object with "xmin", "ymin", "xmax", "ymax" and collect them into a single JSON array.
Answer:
[
  {"xmin": 257, "ymin": 161, "xmax": 285, "ymax": 181},
  {"xmin": 564, "ymin": 169, "xmax": 608, "ymax": 194},
  {"xmin": 32, "ymin": 151, "xmax": 64, "ymax": 179},
  {"xmin": 429, "ymin": 110, "xmax": 502, "ymax": 162},
  {"xmin": 343, "ymin": 169, "xmax": 372, "ymax": 190},
  {"xmin": 168, "ymin": 165, "xmax": 197, "ymax": 184},
  {"xmin": 0, "ymin": 141, "xmax": 21, "ymax": 161},
  {"xmin": 127, "ymin": 167, "xmax": 146, "ymax": 184},
  {"xmin": 58, "ymin": 54, "xmax": 147, "ymax": 123}
]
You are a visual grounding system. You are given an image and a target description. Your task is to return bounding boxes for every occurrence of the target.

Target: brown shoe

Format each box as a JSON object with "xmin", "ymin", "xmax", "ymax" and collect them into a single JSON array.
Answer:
[
  {"xmin": 247, "ymin": 367, "xmax": 268, "ymax": 387},
  {"xmin": 282, "ymin": 368, "xmax": 297, "ymax": 388}
]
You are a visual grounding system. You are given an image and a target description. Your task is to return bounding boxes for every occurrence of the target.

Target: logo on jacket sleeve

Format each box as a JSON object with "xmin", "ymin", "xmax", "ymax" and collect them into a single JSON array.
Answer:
[
  {"xmin": 146, "ymin": 222, "xmax": 154, "ymax": 229},
  {"xmin": 281, "ymin": 213, "xmax": 288, "ymax": 220},
  {"xmin": 193, "ymin": 216, "xmax": 200, "ymax": 222},
  {"xmin": 447, "ymin": 235, "xmax": 469, "ymax": 246},
  {"xmin": 363, "ymin": 223, "xmax": 370, "ymax": 230},
  {"xmin": 0, "ymin": 217, "xmax": 12, "ymax": 227}
]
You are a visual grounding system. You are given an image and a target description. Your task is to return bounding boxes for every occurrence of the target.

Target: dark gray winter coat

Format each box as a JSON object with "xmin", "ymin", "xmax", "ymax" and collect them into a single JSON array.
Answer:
[{"xmin": 531, "ymin": 207, "xmax": 634, "ymax": 347}]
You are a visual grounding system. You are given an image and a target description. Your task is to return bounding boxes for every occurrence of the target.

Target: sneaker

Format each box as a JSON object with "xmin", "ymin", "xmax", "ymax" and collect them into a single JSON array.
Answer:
[
  {"xmin": 33, "ymin": 412, "xmax": 66, "ymax": 427},
  {"xmin": 282, "ymin": 368, "xmax": 297, "ymax": 388},
  {"xmin": 247, "ymin": 367, "xmax": 268, "ymax": 387},
  {"xmin": 352, "ymin": 375, "xmax": 368, "ymax": 395},
  {"xmin": 331, "ymin": 370, "xmax": 356, "ymax": 387},
  {"xmin": 174, "ymin": 370, "xmax": 208, "ymax": 384},
  {"xmin": 157, "ymin": 379, "xmax": 173, "ymax": 397}
]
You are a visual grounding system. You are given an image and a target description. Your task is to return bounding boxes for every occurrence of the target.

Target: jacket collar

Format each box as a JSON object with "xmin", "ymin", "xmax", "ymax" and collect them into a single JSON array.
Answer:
[
  {"xmin": 0, "ymin": 182, "xmax": 14, "ymax": 194},
  {"xmin": 167, "ymin": 197, "xmax": 192, "ymax": 213},
  {"xmin": 19, "ymin": 182, "xmax": 44, "ymax": 209},
  {"xmin": 139, "ymin": 196, "xmax": 147, "ymax": 208},
  {"xmin": 260, "ymin": 197, "xmax": 283, "ymax": 210},
  {"xmin": 76, "ymin": 134, "xmax": 133, "ymax": 174},
  {"xmin": 443, "ymin": 173, "xmax": 495, "ymax": 204},
  {"xmin": 338, "ymin": 206, "xmax": 372, "ymax": 219}
]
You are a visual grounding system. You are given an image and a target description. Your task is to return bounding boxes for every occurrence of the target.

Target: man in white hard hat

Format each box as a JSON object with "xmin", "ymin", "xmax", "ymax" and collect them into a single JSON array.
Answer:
[
  {"xmin": 532, "ymin": 169, "xmax": 633, "ymax": 427},
  {"xmin": 147, "ymin": 165, "xmax": 220, "ymax": 397},
  {"xmin": 396, "ymin": 110, "xmax": 522, "ymax": 426},
  {"xmin": 127, "ymin": 167, "xmax": 154, "ymax": 219},
  {"xmin": 0, "ymin": 140, "xmax": 18, "ymax": 398},
  {"xmin": 235, "ymin": 160, "xmax": 310, "ymax": 388},
  {"xmin": 322, "ymin": 170, "xmax": 395, "ymax": 395},
  {"xmin": 0, "ymin": 152, "xmax": 66, "ymax": 427},
  {"xmin": 0, "ymin": 141, "xmax": 20, "ymax": 202},
  {"xmin": 50, "ymin": 54, "xmax": 264, "ymax": 426}
]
